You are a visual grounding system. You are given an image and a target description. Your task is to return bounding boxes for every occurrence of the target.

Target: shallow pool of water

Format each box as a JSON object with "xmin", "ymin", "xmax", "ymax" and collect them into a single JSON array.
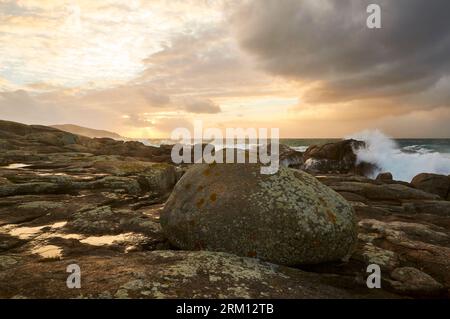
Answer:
[
  {"xmin": 80, "ymin": 233, "xmax": 143, "ymax": 246},
  {"xmin": 1, "ymin": 163, "xmax": 30, "ymax": 169},
  {"xmin": 32, "ymin": 245, "xmax": 62, "ymax": 259}
]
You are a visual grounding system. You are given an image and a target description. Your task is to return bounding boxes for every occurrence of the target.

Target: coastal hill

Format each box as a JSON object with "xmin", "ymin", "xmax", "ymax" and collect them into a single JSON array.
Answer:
[
  {"xmin": 51, "ymin": 124, "xmax": 123, "ymax": 139},
  {"xmin": 0, "ymin": 119, "xmax": 449, "ymax": 299}
]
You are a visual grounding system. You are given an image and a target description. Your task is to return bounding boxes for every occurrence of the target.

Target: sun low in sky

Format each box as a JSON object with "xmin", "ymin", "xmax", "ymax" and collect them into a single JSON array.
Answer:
[{"xmin": 1, "ymin": 0, "xmax": 450, "ymax": 138}]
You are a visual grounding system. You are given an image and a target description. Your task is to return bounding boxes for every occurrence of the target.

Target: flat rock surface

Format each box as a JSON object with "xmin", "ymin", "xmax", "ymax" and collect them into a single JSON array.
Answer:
[{"xmin": 1, "ymin": 166, "xmax": 449, "ymax": 298}]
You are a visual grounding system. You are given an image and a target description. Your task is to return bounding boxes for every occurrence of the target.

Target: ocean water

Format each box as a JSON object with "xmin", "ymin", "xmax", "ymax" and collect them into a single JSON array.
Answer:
[
  {"xmin": 280, "ymin": 137, "xmax": 450, "ymax": 154},
  {"xmin": 143, "ymin": 130, "xmax": 450, "ymax": 182},
  {"xmin": 347, "ymin": 130, "xmax": 450, "ymax": 182},
  {"xmin": 282, "ymin": 132, "xmax": 450, "ymax": 182}
]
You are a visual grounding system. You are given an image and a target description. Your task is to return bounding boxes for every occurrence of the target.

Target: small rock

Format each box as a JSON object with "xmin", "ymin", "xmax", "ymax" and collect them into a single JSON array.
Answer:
[
  {"xmin": 389, "ymin": 267, "xmax": 444, "ymax": 297},
  {"xmin": 376, "ymin": 172, "xmax": 393, "ymax": 182},
  {"xmin": 411, "ymin": 173, "xmax": 450, "ymax": 199}
]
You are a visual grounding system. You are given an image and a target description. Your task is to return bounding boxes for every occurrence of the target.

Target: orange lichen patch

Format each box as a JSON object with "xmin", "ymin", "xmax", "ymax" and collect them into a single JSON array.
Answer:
[
  {"xmin": 197, "ymin": 185, "xmax": 204, "ymax": 191},
  {"xmin": 196, "ymin": 198, "xmax": 205, "ymax": 208},
  {"xmin": 247, "ymin": 251, "xmax": 257, "ymax": 258},
  {"xmin": 185, "ymin": 183, "xmax": 192, "ymax": 190},
  {"xmin": 203, "ymin": 169, "xmax": 211, "ymax": 176},
  {"xmin": 313, "ymin": 240, "xmax": 321, "ymax": 247},
  {"xmin": 318, "ymin": 197, "xmax": 326, "ymax": 205},
  {"xmin": 209, "ymin": 193, "xmax": 217, "ymax": 202},
  {"xmin": 326, "ymin": 210, "xmax": 337, "ymax": 224}
]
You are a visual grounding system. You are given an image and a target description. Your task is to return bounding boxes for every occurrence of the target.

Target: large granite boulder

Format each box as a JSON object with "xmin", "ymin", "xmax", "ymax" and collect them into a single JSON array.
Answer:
[{"xmin": 161, "ymin": 164, "xmax": 357, "ymax": 265}]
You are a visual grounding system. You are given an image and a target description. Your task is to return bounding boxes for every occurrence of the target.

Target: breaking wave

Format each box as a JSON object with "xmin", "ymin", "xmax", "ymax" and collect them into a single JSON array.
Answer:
[{"xmin": 347, "ymin": 130, "xmax": 450, "ymax": 182}]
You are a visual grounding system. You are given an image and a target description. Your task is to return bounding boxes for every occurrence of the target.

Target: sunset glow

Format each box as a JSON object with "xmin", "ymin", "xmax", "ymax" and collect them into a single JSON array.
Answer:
[{"xmin": 1, "ymin": 0, "xmax": 450, "ymax": 137}]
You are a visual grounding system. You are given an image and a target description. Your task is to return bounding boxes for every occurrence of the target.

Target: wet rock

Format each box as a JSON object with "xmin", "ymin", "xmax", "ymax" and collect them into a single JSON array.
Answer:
[
  {"xmin": 278, "ymin": 144, "xmax": 304, "ymax": 168},
  {"xmin": 303, "ymin": 139, "xmax": 376, "ymax": 175},
  {"xmin": 161, "ymin": 164, "xmax": 357, "ymax": 265},
  {"xmin": 411, "ymin": 173, "xmax": 450, "ymax": 199}
]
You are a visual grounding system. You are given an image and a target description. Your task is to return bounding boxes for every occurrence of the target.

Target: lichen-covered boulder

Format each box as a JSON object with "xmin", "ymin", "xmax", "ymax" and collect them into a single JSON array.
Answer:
[{"xmin": 160, "ymin": 164, "xmax": 357, "ymax": 265}]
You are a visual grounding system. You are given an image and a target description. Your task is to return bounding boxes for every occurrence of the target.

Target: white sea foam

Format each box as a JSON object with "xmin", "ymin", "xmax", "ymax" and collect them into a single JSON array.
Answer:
[
  {"xmin": 291, "ymin": 146, "xmax": 309, "ymax": 152},
  {"xmin": 347, "ymin": 130, "xmax": 450, "ymax": 182}
]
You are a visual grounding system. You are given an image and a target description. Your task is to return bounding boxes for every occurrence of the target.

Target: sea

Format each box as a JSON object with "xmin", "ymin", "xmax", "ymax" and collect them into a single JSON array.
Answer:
[
  {"xmin": 139, "ymin": 130, "xmax": 450, "ymax": 183},
  {"xmin": 284, "ymin": 137, "xmax": 450, "ymax": 182}
]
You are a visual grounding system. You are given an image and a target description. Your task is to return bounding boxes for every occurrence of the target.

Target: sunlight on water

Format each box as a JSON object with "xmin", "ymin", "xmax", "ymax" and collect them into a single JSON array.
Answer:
[
  {"xmin": 348, "ymin": 130, "xmax": 450, "ymax": 182},
  {"xmin": 80, "ymin": 233, "xmax": 143, "ymax": 246},
  {"xmin": 2, "ymin": 222, "xmax": 68, "ymax": 240},
  {"xmin": 1, "ymin": 163, "xmax": 30, "ymax": 169},
  {"xmin": 8, "ymin": 226, "xmax": 45, "ymax": 239}
]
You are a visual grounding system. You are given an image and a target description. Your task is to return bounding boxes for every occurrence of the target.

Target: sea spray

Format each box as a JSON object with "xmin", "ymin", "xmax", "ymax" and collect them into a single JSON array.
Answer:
[{"xmin": 347, "ymin": 130, "xmax": 450, "ymax": 182}]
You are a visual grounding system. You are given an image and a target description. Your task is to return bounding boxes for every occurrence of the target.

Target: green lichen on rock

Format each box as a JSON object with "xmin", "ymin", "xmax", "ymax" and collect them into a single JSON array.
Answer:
[
  {"xmin": 67, "ymin": 206, "xmax": 119, "ymax": 234},
  {"xmin": 92, "ymin": 159, "xmax": 177, "ymax": 194},
  {"xmin": 17, "ymin": 201, "xmax": 65, "ymax": 211},
  {"xmin": 160, "ymin": 164, "xmax": 357, "ymax": 265},
  {"xmin": 0, "ymin": 255, "xmax": 21, "ymax": 271}
]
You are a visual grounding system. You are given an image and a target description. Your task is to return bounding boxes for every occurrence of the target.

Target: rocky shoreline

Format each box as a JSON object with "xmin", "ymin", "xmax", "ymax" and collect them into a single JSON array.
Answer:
[{"xmin": 0, "ymin": 119, "xmax": 449, "ymax": 299}]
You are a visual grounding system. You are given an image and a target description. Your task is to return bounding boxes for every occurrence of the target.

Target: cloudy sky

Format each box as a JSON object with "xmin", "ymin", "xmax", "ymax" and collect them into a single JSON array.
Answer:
[{"xmin": 1, "ymin": 0, "xmax": 450, "ymax": 138}]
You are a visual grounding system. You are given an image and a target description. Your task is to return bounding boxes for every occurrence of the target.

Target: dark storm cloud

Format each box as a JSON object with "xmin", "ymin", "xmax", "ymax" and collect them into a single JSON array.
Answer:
[{"xmin": 232, "ymin": 0, "xmax": 450, "ymax": 104}]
